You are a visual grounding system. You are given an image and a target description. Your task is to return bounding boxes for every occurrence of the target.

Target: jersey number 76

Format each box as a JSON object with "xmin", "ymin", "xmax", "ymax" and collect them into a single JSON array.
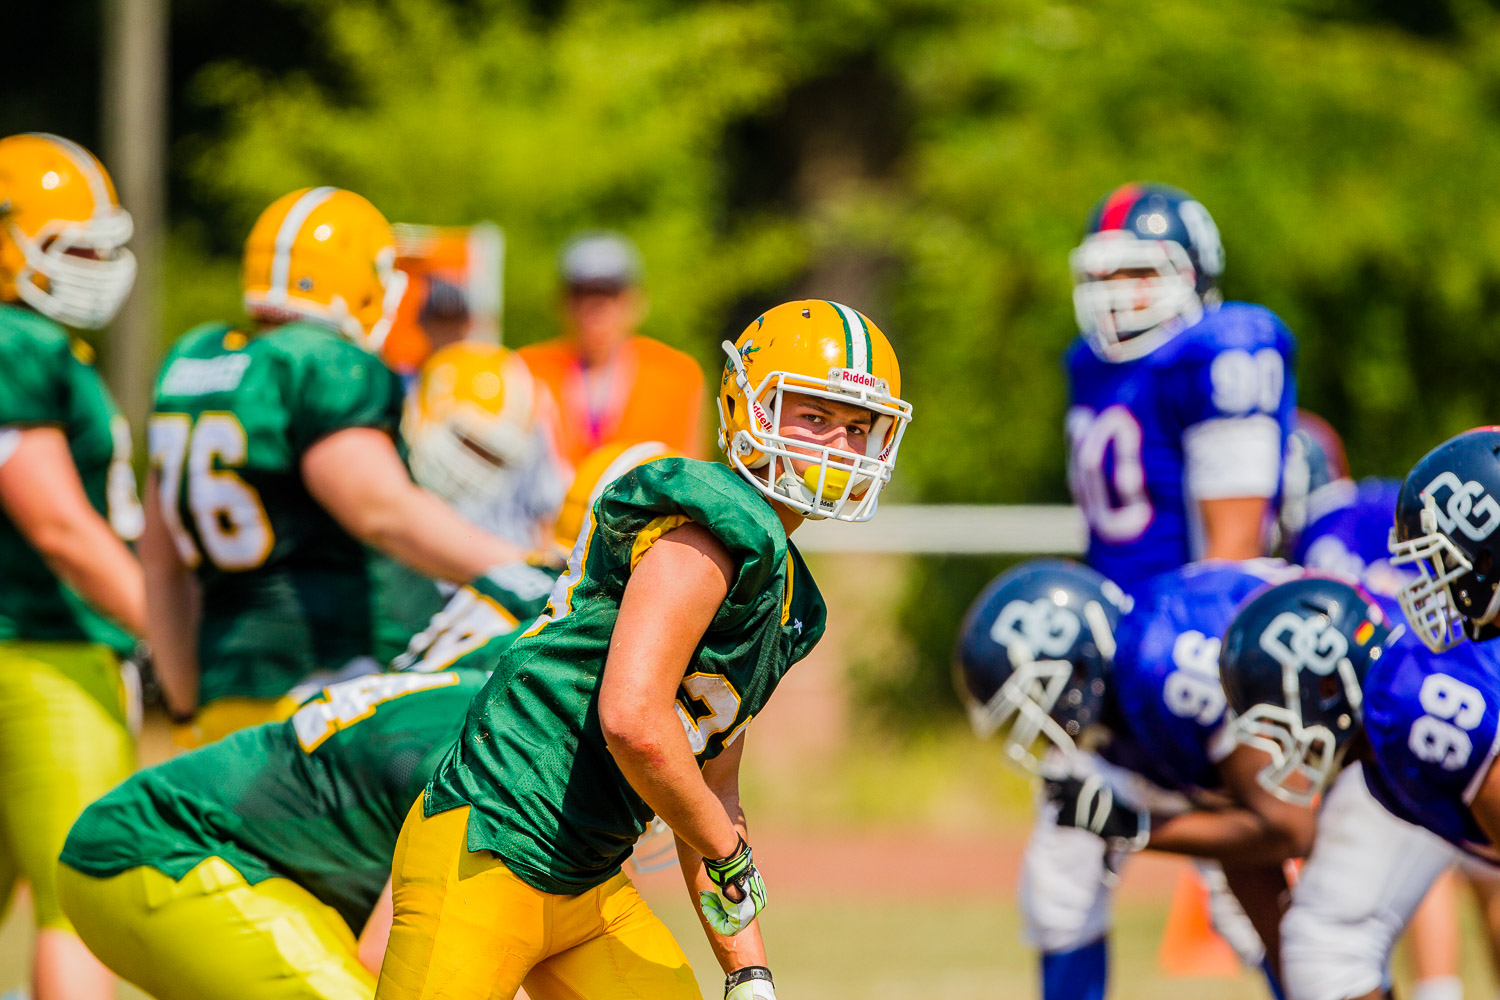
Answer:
[{"xmin": 148, "ymin": 412, "xmax": 274, "ymax": 571}]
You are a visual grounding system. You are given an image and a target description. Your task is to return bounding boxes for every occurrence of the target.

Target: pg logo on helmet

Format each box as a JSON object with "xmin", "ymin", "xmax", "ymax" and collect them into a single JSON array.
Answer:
[
  {"xmin": 990, "ymin": 600, "xmax": 1081, "ymax": 660},
  {"xmin": 1422, "ymin": 472, "xmax": 1500, "ymax": 543},
  {"xmin": 1259, "ymin": 612, "xmax": 1349, "ymax": 678}
]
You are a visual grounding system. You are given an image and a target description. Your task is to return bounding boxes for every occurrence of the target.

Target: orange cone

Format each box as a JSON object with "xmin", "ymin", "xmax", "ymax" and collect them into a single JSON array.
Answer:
[{"xmin": 1158, "ymin": 867, "xmax": 1241, "ymax": 978}]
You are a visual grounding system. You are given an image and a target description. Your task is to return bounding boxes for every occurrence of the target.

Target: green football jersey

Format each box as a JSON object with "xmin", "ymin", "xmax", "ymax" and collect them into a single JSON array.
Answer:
[
  {"xmin": 425, "ymin": 458, "xmax": 828, "ymax": 894},
  {"xmin": 150, "ymin": 321, "xmax": 418, "ymax": 702},
  {"xmin": 0, "ymin": 303, "xmax": 140, "ymax": 652},
  {"xmin": 61, "ymin": 669, "xmax": 487, "ymax": 933}
]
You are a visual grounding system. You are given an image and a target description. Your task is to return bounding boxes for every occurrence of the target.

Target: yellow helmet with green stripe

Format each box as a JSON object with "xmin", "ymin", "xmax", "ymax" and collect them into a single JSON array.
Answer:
[{"xmin": 717, "ymin": 299, "xmax": 912, "ymax": 522}]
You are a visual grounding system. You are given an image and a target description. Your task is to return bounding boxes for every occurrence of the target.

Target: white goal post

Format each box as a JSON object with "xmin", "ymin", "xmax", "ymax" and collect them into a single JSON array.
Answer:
[{"xmin": 793, "ymin": 505, "xmax": 1086, "ymax": 555}]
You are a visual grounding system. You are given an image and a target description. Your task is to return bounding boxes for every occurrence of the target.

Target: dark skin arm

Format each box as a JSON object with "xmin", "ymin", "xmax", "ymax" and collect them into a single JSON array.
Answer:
[{"xmin": 1145, "ymin": 745, "xmax": 1318, "ymax": 864}]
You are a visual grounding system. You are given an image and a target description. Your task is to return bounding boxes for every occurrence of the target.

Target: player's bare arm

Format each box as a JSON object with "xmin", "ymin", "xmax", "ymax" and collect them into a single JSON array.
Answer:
[
  {"xmin": 357, "ymin": 878, "xmax": 395, "ymax": 977},
  {"xmin": 1199, "ymin": 495, "xmax": 1271, "ymax": 561},
  {"xmin": 598, "ymin": 520, "xmax": 740, "ymax": 861},
  {"xmin": 676, "ymin": 735, "xmax": 771, "ymax": 974},
  {"xmin": 140, "ymin": 472, "xmax": 202, "ymax": 719},
  {"xmin": 1145, "ymin": 744, "xmax": 1317, "ymax": 862},
  {"xmin": 301, "ymin": 426, "xmax": 524, "ymax": 583},
  {"xmin": 0, "ymin": 426, "xmax": 146, "ymax": 638}
]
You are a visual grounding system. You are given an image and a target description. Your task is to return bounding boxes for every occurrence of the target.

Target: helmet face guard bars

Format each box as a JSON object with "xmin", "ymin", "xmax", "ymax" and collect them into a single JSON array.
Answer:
[
  {"xmin": 718, "ymin": 340, "xmax": 912, "ymax": 523},
  {"xmin": 965, "ymin": 657, "xmax": 1081, "ymax": 774},
  {"xmin": 1389, "ymin": 493, "xmax": 1498, "ymax": 653}
]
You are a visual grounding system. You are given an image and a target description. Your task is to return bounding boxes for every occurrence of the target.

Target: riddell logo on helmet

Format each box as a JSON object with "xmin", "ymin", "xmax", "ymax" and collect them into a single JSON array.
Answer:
[{"xmin": 830, "ymin": 367, "xmax": 885, "ymax": 393}]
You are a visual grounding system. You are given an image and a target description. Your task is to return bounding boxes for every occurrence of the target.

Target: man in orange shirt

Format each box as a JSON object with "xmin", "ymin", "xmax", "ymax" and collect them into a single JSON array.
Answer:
[{"xmin": 519, "ymin": 231, "xmax": 704, "ymax": 466}]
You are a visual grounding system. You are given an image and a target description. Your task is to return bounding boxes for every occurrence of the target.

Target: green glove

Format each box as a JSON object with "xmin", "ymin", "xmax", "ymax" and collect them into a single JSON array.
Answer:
[
  {"xmin": 698, "ymin": 837, "xmax": 767, "ymax": 935},
  {"xmin": 725, "ymin": 966, "xmax": 776, "ymax": 999}
]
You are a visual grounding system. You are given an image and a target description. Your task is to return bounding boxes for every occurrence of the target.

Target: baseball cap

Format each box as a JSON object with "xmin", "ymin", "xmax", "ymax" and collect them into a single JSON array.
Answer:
[{"xmin": 559, "ymin": 230, "xmax": 643, "ymax": 291}]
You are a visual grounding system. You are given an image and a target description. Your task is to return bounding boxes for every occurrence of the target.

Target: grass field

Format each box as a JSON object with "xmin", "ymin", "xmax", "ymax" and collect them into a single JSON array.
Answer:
[{"xmin": 1, "ymin": 835, "xmax": 1494, "ymax": 999}]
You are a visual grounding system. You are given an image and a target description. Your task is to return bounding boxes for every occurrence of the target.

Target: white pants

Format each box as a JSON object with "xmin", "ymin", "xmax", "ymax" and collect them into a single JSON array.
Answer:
[
  {"xmin": 1019, "ymin": 753, "xmax": 1265, "ymax": 964},
  {"xmin": 1281, "ymin": 763, "xmax": 1462, "ymax": 1000}
]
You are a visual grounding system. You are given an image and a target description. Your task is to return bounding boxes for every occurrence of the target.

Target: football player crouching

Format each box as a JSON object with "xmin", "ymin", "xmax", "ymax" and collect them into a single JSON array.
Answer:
[
  {"xmin": 375, "ymin": 300, "xmax": 911, "ymax": 1000},
  {"xmin": 57, "ymin": 669, "xmax": 490, "ymax": 1000},
  {"xmin": 956, "ymin": 558, "xmax": 1304, "ymax": 1000},
  {"xmin": 1218, "ymin": 576, "xmax": 1500, "ymax": 1000}
]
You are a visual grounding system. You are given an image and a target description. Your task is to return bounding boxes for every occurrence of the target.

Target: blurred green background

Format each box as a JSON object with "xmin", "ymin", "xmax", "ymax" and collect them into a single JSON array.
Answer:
[{"xmin": 10, "ymin": 0, "xmax": 1500, "ymax": 724}]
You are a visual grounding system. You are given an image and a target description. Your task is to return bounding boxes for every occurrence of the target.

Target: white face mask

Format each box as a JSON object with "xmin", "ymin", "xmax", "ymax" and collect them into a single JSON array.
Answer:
[
  {"xmin": 9, "ymin": 208, "xmax": 136, "ymax": 329},
  {"xmin": 718, "ymin": 341, "xmax": 912, "ymax": 523},
  {"xmin": 1069, "ymin": 233, "xmax": 1208, "ymax": 362}
]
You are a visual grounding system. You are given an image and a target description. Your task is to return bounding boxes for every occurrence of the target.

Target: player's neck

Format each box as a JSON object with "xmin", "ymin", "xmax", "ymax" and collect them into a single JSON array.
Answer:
[{"xmin": 768, "ymin": 497, "xmax": 805, "ymax": 537}]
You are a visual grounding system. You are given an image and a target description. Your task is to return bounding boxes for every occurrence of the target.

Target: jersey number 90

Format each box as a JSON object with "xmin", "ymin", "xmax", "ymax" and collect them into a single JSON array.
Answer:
[{"xmin": 149, "ymin": 412, "xmax": 274, "ymax": 571}]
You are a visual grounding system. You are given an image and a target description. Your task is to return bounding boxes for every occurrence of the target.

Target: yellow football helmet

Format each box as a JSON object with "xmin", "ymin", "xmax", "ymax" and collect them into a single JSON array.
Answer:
[
  {"xmin": 242, "ymin": 187, "xmax": 407, "ymax": 350},
  {"xmin": 403, "ymin": 342, "xmax": 544, "ymax": 507},
  {"xmin": 718, "ymin": 299, "xmax": 912, "ymax": 522},
  {"xmin": 0, "ymin": 133, "xmax": 135, "ymax": 329},
  {"xmin": 555, "ymin": 439, "xmax": 679, "ymax": 548}
]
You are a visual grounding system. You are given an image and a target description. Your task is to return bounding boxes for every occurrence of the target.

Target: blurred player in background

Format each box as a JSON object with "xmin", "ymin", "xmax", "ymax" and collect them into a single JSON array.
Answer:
[
  {"xmin": 59, "ymin": 670, "xmax": 490, "ymax": 1000},
  {"xmin": 1280, "ymin": 411, "xmax": 1403, "ymax": 586},
  {"xmin": 403, "ymin": 341, "xmax": 566, "ymax": 551},
  {"xmin": 376, "ymin": 300, "xmax": 911, "ymax": 1000},
  {"xmin": 0, "ymin": 132, "xmax": 143, "ymax": 1000},
  {"xmin": 1066, "ymin": 183, "xmax": 1297, "ymax": 599},
  {"xmin": 519, "ymin": 230, "xmax": 704, "ymax": 465},
  {"xmin": 144, "ymin": 186, "xmax": 524, "ymax": 746},
  {"xmin": 1219, "ymin": 576, "xmax": 1500, "ymax": 1000},
  {"xmin": 956, "ymin": 558, "xmax": 1307, "ymax": 1000},
  {"xmin": 1280, "ymin": 412, "xmax": 1471, "ymax": 1000}
]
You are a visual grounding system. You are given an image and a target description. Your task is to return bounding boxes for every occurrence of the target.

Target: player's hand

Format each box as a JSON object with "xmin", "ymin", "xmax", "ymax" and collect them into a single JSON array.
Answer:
[
  {"xmin": 1045, "ymin": 774, "xmax": 1150, "ymax": 852},
  {"xmin": 699, "ymin": 837, "xmax": 767, "ymax": 935},
  {"xmin": 725, "ymin": 966, "xmax": 776, "ymax": 999}
]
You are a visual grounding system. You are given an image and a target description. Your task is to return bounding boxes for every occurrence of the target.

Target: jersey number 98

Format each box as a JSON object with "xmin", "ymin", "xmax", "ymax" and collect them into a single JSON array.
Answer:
[{"xmin": 1408, "ymin": 673, "xmax": 1487, "ymax": 772}]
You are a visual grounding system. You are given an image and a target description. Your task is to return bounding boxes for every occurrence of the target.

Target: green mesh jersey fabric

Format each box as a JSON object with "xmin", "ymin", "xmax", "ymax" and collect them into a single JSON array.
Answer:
[
  {"xmin": 391, "ymin": 559, "xmax": 564, "ymax": 675},
  {"xmin": 0, "ymin": 303, "xmax": 139, "ymax": 652},
  {"xmin": 150, "ymin": 321, "xmax": 415, "ymax": 702},
  {"xmin": 60, "ymin": 670, "xmax": 487, "ymax": 932},
  {"xmin": 425, "ymin": 458, "xmax": 827, "ymax": 894}
]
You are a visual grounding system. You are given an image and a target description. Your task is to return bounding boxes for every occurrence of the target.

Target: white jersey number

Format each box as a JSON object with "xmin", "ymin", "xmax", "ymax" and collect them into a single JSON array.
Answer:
[
  {"xmin": 1409, "ymin": 673, "xmax": 1488, "ymax": 771},
  {"xmin": 106, "ymin": 415, "xmax": 144, "ymax": 541},
  {"xmin": 293, "ymin": 671, "xmax": 460, "ymax": 752},
  {"xmin": 149, "ymin": 412, "xmax": 274, "ymax": 571},
  {"xmin": 676, "ymin": 673, "xmax": 743, "ymax": 756},
  {"xmin": 1068, "ymin": 404, "xmax": 1154, "ymax": 544},
  {"xmin": 1163, "ymin": 630, "xmax": 1226, "ymax": 725}
]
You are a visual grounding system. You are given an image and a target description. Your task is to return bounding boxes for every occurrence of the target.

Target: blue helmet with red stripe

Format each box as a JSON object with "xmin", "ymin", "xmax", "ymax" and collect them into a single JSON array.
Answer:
[{"xmin": 1070, "ymin": 182, "xmax": 1225, "ymax": 362}]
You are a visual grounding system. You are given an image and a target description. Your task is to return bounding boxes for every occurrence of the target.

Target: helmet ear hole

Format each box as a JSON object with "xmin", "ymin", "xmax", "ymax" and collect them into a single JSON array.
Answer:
[{"xmin": 726, "ymin": 397, "xmax": 736, "ymax": 418}]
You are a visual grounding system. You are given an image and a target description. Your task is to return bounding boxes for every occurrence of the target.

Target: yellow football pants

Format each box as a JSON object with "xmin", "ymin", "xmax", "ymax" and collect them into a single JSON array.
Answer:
[
  {"xmin": 172, "ymin": 696, "xmax": 286, "ymax": 748},
  {"xmin": 0, "ymin": 640, "xmax": 133, "ymax": 930},
  {"xmin": 56, "ymin": 856, "xmax": 374, "ymax": 1000},
  {"xmin": 376, "ymin": 797, "xmax": 701, "ymax": 1000}
]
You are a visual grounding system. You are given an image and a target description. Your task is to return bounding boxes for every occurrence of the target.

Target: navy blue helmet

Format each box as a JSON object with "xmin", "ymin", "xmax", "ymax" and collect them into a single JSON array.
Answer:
[
  {"xmin": 1070, "ymin": 182, "xmax": 1225, "ymax": 361},
  {"xmin": 1389, "ymin": 428, "xmax": 1500, "ymax": 652},
  {"xmin": 955, "ymin": 559, "xmax": 1131, "ymax": 773},
  {"xmin": 1220, "ymin": 575, "xmax": 1400, "ymax": 804}
]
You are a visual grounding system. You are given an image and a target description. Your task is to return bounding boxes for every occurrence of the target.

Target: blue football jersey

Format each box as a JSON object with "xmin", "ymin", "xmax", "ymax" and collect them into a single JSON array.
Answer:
[
  {"xmin": 1101, "ymin": 561, "xmax": 1290, "ymax": 796},
  {"xmin": 1066, "ymin": 302, "xmax": 1297, "ymax": 598},
  {"xmin": 1362, "ymin": 595, "xmax": 1500, "ymax": 863},
  {"xmin": 1294, "ymin": 478, "xmax": 1405, "ymax": 589}
]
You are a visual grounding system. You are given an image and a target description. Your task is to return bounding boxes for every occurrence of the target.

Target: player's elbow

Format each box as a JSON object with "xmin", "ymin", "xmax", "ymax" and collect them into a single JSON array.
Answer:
[
  {"xmin": 26, "ymin": 510, "xmax": 96, "ymax": 572},
  {"xmin": 598, "ymin": 697, "xmax": 671, "ymax": 765}
]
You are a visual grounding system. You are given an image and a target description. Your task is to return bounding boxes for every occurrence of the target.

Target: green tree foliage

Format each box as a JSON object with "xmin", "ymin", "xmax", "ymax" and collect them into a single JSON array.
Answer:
[{"xmin": 167, "ymin": 0, "xmax": 1500, "ymax": 727}]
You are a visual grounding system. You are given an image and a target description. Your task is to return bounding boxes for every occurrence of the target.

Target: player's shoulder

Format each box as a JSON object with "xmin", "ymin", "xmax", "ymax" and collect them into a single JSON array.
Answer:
[
  {"xmin": 1355, "ymin": 477, "xmax": 1402, "ymax": 515},
  {"xmin": 1063, "ymin": 335, "xmax": 1101, "ymax": 374},
  {"xmin": 254, "ymin": 320, "xmax": 376, "ymax": 366},
  {"xmin": 600, "ymin": 458, "xmax": 786, "ymax": 563},
  {"xmin": 1155, "ymin": 302, "xmax": 1293, "ymax": 364},
  {"xmin": 0, "ymin": 302, "xmax": 70, "ymax": 354}
]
